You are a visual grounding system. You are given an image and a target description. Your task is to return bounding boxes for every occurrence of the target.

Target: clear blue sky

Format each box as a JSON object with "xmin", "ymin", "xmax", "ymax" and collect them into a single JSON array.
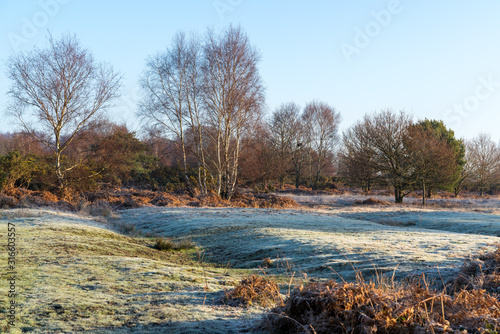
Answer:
[{"xmin": 1, "ymin": 0, "xmax": 500, "ymax": 142}]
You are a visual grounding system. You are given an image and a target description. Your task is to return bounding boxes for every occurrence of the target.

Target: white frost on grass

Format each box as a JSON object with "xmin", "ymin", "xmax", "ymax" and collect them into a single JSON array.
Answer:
[
  {"xmin": 0, "ymin": 208, "xmax": 107, "ymax": 228},
  {"xmin": 0, "ymin": 209, "xmax": 262, "ymax": 333}
]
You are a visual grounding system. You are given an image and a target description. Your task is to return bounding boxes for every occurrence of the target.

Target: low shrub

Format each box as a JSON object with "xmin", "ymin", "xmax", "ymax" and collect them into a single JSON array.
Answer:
[{"xmin": 263, "ymin": 246, "xmax": 500, "ymax": 334}]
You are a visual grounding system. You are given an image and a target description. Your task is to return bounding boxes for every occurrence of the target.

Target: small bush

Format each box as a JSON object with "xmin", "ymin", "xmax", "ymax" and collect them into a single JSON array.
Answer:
[
  {"xmin": 262, "ymin": 257, "xmax": 272, "ymax": 268},
  {"xmin": 223, "ymin": 275, "xmax": 282, "ymax": 308}
]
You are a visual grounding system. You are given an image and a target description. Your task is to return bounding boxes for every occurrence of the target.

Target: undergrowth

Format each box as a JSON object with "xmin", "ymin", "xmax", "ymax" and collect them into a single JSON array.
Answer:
[
  {"xmin": 223, "ymin": 246, "xmax": 500, "ymax": 333},
  {"xmin": 222, "ymin": 275, "xmax": 283, "ymax": 308}
]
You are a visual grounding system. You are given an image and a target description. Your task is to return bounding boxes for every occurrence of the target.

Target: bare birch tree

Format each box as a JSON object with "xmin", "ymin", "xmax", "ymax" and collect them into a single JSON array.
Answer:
[
  {"xmin": 139, "ymin": 32, "xmax": 198, "ymax": 195},
  {"xmin": 466, "ymin": 133, "xmax": 500, "ymax": 196},
  {"xmin": 5, "ymin": 34, "xmax": 121, "ymax": 192},
  {"xmin": 302, "ymin": 101, "xmax": 341, "ymax": 189},
  {"xmin": 268, "ymin": 102, "xmax": 302, "ymax": 189},
  {"xmin": 202, "ymin": 25, "xmax": 264, "ymax": 199}
]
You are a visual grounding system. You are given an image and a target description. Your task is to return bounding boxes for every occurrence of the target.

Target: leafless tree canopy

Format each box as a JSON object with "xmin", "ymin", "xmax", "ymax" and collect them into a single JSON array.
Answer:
[
  {"xmin": 341, "ymin": 109, "xmax": 412, "ymax": 203},
  {"xmin": 302, "ymin": 101, "xmax": 341, "ymax": 189},
  {"xmin": 6, "ymin": 34, "xmax": 121, "ymax": 190},
  {"xmin": 139, "ymin": 32, "xmax": 201, "ymax": 195},
  {"xmin": 203, "ymin": 26, "xmax": 265, "ymax": 198},
  {"xmin": 466, "ymin": 134, "xmax": 500, "ymax": 196},
  {"xmin": 404, "ymin": 124, "xmax": 458, "ymax": 205},
  {"xmin": 268, "ymin": 102, "xmax": 303, "ymax": 189},
  {"xmin": 139, "ymin": 26, "xmax": 264, "ymax": 199}
]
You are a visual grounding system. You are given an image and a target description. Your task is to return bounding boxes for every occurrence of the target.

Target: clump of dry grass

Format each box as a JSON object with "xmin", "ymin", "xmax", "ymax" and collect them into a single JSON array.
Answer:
[
  {"xmin": 230, "ymin": 193, "xmax": 298, "ymax": 209},
  {"xmin": 223, "ymin": 275, "xmax": 283, "ymax": 308},
  {"xmin": 354, "ymin": 197, "xmax": 391, "ymax": 206},
  {"xmin": 154, "ymin": 237, "xmax": 195, "ymax": 252},
  {"xmin": 262, "ymin": 257, "xmax": 273, "ymax": 268},
  {"xmin": 150, "ymin": 193, "xmax": 189, "ymax": 206}
]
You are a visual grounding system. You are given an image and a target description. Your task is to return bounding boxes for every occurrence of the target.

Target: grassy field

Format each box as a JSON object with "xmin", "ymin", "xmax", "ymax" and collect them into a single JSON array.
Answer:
[
  {"xmin": 1, "ymin": 194, "xmax": 499, "ymax": 333},
  {"xmin": 0, "ymin": 209, "xmax": 263, "ymax": 333}
]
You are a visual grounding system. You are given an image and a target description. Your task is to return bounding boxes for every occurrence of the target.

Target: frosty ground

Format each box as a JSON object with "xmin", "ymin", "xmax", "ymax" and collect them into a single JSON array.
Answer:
[{"xmin": 1, "ymin": 194, "xmax": 499, "ymax": 333}]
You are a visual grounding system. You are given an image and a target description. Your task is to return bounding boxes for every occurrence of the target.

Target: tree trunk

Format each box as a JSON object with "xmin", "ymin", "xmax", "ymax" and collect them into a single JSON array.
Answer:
[
  {"xmin": 422, "ymin": 179, "xmax": 426, "ymax": 206},
  {"xmin": 55, "ymin": 151, "xmax": 64, "ymax": 191},
  {"xmin": 394, "ymin": 188, "xmax": 404, "ymax": 204},
  {"xmin": 180, "ymin": 135, "xmax": 193, "ymax": 196}
]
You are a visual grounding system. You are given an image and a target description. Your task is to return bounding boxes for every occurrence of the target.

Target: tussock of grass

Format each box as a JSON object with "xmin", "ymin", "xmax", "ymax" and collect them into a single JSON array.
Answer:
[
  {"xmin": 223, "ymin": 275, "xmax": 283, "ymax": 308},
  {"xmin": 154, "ymin": 237, "xmax": 195, "ymax": 252}
]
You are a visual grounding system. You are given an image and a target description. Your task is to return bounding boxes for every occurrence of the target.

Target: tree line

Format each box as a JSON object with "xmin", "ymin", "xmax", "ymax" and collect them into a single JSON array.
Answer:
[{"xmin": 1, "ymin": 28, "xmax": 500, "ymax": 202}]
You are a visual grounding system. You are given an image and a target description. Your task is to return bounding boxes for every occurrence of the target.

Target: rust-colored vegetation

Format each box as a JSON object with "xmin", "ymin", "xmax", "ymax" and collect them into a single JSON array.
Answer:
[
  {"xmin": 249, "ymin": 246, "xmax": 500, "ymax": 333},
  {"xmin": 223, "ymin": 275, "xmax": 283, "ymax": 308},
  {"xmin": 0, "ymin": 187, "xmax": 299, "ymax": 211}
]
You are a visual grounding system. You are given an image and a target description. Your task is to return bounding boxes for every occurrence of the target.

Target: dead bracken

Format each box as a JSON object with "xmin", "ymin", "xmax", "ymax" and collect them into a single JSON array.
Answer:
[
  {"xmin": 262, "ymin": 246, "xmax": 500, "ymax": 334},
  {"xmin": 223, "ymin": 275, "xmax": 283, "ymax": 308}
]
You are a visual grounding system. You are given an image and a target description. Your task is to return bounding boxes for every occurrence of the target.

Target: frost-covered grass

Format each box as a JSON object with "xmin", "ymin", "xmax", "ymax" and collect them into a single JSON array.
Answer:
[
  {"xmin": 1, "ymin": 195, "xmax": 499, "ymax": 333},
  {"xmin": 116, "ymin": 205, "xmax": 500, "ymax": 284},
  {"xmin": 0, "ymin": 209, "xmax": 261, "ymax": 333}
]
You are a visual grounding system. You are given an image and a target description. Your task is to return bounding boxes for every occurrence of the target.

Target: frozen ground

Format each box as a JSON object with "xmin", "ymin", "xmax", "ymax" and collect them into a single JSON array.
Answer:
[
  {"xmin": 282, "ymin": 192, "xmax": 500, "ymax": 213},
  {"xmin": 116, "ymin": 201, "xmax": 500, "ymax": 283},
  {"xmin": 1, "ymin": 195, "xmax": 499, "ymax": 333},
  {"xmin": 0, "ymin": 209, "xmax": 262, "ymax": 333}
]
